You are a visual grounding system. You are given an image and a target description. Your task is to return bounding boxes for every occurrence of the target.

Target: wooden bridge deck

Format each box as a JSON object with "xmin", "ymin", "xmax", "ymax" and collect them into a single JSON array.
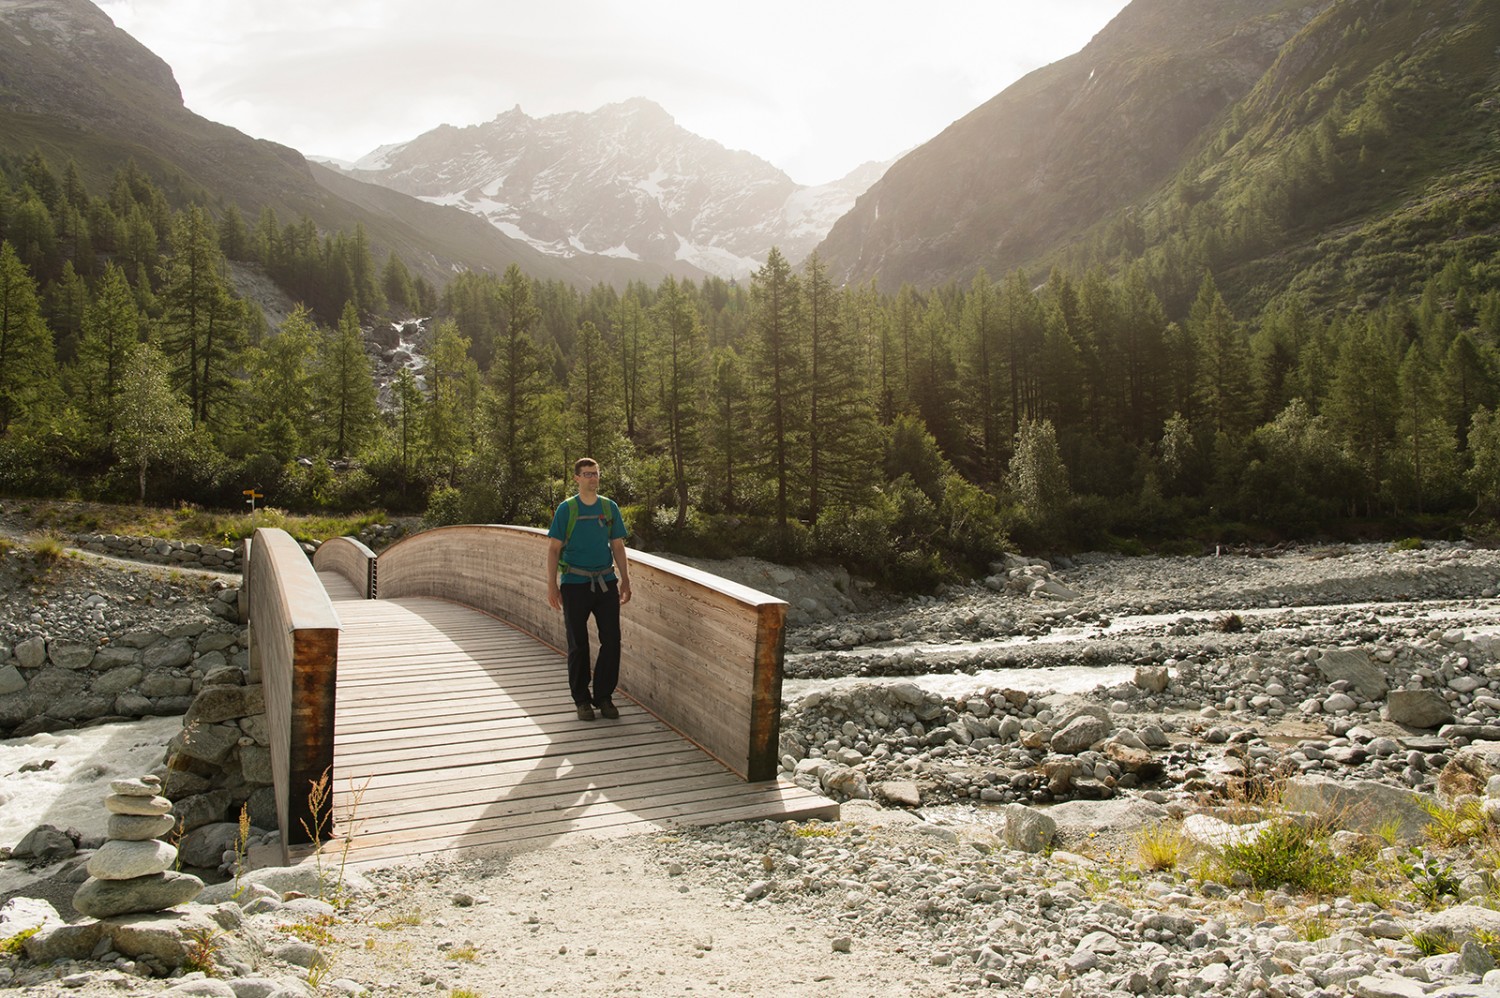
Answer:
[{"xmin": 313, "ymin": 572, "xmax": 836, "ymax": 866}]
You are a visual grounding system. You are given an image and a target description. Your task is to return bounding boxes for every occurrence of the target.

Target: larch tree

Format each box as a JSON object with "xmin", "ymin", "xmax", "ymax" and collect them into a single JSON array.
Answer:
[
  {"xmin": 159, "ymin": 205, "xmax": 243, "ymax": 434},
  {"xmin": 803, "ymin": 254, "xmax": 878, "ymax": 519},
  {"xmin": 0, "ymin": 240, "xmax": 57, "ymax": 433},
  {"xmin": 749, "ymin": 247, "xmax": 806, "ymax": 537},
  {"xmin": 316, "ymin": 301, "xmax": 378, "ymax": 458},
  {"xmin": 489, "ymin": 263, "xmax": 550, "ymax": 520},
  {"xmin": 73, "ymin": 262, "xmax": 141, "ymax": 440},
  {"xmin": 569, "ymin": 319, "xmax": 623, "ymax": 463},
  {"xmin": 649, "ymin": 276, "xmax": 706, "ymax": 530}
]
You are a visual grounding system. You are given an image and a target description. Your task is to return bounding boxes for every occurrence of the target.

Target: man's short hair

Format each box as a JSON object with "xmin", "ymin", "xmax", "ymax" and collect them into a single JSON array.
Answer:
[{"xmin": 574, "ymin": 457, "xmax": 599, "ymax": 474}]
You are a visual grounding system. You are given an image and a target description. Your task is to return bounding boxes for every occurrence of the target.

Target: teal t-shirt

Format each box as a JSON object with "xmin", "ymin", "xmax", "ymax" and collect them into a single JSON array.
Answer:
[{"xmin": 547, "ymin": 495, "xmax": 627, "ymax": 584}]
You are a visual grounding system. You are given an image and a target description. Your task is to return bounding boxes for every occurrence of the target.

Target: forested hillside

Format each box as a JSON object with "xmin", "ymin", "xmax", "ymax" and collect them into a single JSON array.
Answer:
[{"xmin": 5, "ymin": 142, "xmax": 1500, "ymax": 593}]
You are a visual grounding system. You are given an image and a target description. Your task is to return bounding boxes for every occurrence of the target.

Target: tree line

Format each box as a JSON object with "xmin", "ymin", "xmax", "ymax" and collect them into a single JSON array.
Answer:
[{"xmin": 3, "ymin": 149, "xmax": 1500, "ymax": 589}]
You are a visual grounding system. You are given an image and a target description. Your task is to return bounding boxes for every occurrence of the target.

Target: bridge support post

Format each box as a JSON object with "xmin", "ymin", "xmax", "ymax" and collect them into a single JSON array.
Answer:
[{"xmin": 246, "ymin": 527, "xmax": 340, "ymax": 863}]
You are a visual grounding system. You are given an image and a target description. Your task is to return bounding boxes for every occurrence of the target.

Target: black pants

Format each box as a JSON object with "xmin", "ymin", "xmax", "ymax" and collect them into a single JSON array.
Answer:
[{"xmin": 560, "ymin": 580, "xmax": 620, "ymax": 706}]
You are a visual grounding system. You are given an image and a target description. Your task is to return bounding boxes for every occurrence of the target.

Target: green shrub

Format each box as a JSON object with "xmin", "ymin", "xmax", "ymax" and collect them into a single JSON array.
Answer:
[
  {"xmin": 1216, "ymin": 820, "xmax": 1349, "ymax": 894},
  {"xmin": 1390, "ymin": 536, "xmax": 1426, "ymax": 551}
]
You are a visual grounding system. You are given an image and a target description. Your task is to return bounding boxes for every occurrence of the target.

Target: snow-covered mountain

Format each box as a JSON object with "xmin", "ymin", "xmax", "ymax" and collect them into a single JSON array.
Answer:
[{"xmin": 340, "ymin": 98, "xmax": 889, "ymax": 280}]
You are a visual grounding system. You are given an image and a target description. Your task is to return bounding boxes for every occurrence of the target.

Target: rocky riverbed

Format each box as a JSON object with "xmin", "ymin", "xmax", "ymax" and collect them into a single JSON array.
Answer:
[{"xmin": 8, "ymin": 539, "xmax": 1500, "ymax": 997}]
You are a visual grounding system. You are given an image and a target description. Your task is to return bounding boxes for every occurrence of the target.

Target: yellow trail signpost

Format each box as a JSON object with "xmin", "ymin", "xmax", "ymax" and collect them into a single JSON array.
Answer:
[{"xmin": 243, "ymin": 488, "xmax": 263, "ymax": 513}]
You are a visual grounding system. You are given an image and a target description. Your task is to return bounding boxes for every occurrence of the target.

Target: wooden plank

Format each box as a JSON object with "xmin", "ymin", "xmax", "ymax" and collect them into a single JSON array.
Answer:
[{"xmin": 313, "ymin": 585, "xmax": 834, "ymax": 866}]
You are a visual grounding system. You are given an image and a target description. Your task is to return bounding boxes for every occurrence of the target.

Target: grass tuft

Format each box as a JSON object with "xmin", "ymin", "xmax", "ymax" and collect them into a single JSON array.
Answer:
[{"xmin": 1136, "ymin": 822, "xmax": 1186, "ymax": 871}]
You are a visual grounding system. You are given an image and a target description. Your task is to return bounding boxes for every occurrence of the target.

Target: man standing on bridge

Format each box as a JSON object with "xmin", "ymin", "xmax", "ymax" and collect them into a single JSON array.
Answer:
[{"xmin": 546, "ymin": 457, "xmax": 632, "ymax": 721}]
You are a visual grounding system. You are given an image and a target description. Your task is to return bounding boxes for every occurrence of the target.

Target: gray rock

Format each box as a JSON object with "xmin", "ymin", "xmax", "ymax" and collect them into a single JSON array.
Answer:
[
  {"xmin": 1419, "ymin": 903, "xmax": 1500, "ymax": 946},
  {"xmin": 108, "ymin": 813, "xmax": 177, "ymax": 842},
  {"xmin": 1051, "ymin": 714, "xmax": 1112, "ymax": 754},
  {"xmin": 1282, "ymin": 775, "xmax": 1435, "ymax": 840},
  {"xmin": 105, "ymin": 793, "xmax": 172, "ymax": 816},
  {"xmin": 93, "ymin": 666, "xmax": 145, "ymax": 696},
  {"xmin": 72, "ymin": 870, "xmax": 204, "ymax": 918},
  {"xmin": 1316, "ymin": 648, "xmax": 1388, "ymax": 700},
  {"xmin": 184, "ymin": 686, "xmax": 248, "ymax": 726},
  {"xmin": 48, "ymin": 640, "xmax": 96, "ymax": 670},
  {"xmin": 0, "ymin": 896, "xmax": 62, "ymax": 935},
  {"xmin": 12, "ymin": 824, "xmax": 77, "ymax": 863},
  {"xmin": 1134, "ymin": 666, "xmax": 1170, "ymax": 693},
  {"xmin": 179, "ymin": 822, "xmax": 242, "ymax": 868},
  {"xmin": 1386, "ymin": 689, "xmax": 1455, "ymax": 728},
  {"xmin": 241, "ymin": 745, "xmax": 273, "ymax": 784},
  {"xmin": 241, "ymin": 864, "xmax": 373, "ymax": 899},
  {"xmin": 23, "ymin": 920, "xmax": 104, "ymax": 963},
  {"xmin": 1002, "ymin": 804, "xmax": 1056, "ymax": 853},
  {"xmin": 139, "ymin": 671, "xmax": 194, "ymax": 698},
  {"xmin": 110, "ymin": 776, "xmax": 163, "ymax": 796},
  {"xmin": 0, "ymin": 664, "xmax": 24, "ymax": 695},
  {"xmin": 14, "ymin": 635, "xmax": 46, "ymax": 669},
  {"xmin": 27, "ymin": 666, "xmax": 86, "ymax": 698},
  {"xmin": 93, "ymin": 645, "xmax": 141, "ymax": 669},
  {"xmin": 172, "ymin": 722, "xmax": 240, "ymax": 765},
  {"xmin": 876, "ymin": 780, "xmax": 921, "ymax": 807},
  {"xmin": 87, "ymin": 839, "xmax": 178, "ymax": 879},
  {"xmin": 160, "ymin": 981, "xmax": 236, "ymax": 997},
  {"xmin": 144, "ymin": 638, "xmax": 194, "ymax": 671},
  {"xmin": 172, "ymin": 791, "xmax": 232, "ymax": 834},
  {"xmin": 272, "ymin": 940, "xmax": 329, "ymax": 970}
]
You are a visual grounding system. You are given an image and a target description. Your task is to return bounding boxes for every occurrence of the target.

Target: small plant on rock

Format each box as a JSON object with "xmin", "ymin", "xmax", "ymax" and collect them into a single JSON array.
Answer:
[
  {"xmin": 0, "ymin": 926, "xmax": 39, "ymax": 955},
  {"xmin": 1409, "ymin": 930, "xmax": 1458, "ymax": 957},
  {"xmin": 1421, "ymin": 798, "xmax": 1488, "ymax": 848},
  {"xmin": 1214, "ymin": 612, "xmax": 1244, "ymax": 633},
  {"xmin": 1399, "ymin": 847, "xmax": 1461, "ymax": 908},
  {"xmin": 181, "ymin": 927, "xmax": 222, "ymax": 976}
]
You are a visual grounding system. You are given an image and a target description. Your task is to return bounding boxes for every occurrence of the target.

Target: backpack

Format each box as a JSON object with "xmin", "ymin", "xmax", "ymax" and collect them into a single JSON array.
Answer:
[{"xmin": 557, "ymin": 494, "xmax": 621, "ymax": 581}]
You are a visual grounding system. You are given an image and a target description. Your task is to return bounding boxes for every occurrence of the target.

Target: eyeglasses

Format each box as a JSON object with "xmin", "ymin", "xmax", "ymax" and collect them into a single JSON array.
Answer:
[{"xmin": 577, "ymin": 471, "xmax": 600, "ymax": 478}]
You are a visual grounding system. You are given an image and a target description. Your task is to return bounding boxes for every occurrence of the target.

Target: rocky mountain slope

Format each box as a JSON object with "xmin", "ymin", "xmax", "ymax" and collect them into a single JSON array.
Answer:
[
  {"xmin": 0, "ymin": 0, "xmax": 683, "ymax": 292},
  {"xmin": 815, "ymin": 0, "xmax": 1500, "ymax": 320},
  {"xmin": 816, "ymin": 0, "xmax": 1329, "ymax": 290},
  {"xmin": 340, "ymin": 98, "xmax": 890, "ymax": 279}
]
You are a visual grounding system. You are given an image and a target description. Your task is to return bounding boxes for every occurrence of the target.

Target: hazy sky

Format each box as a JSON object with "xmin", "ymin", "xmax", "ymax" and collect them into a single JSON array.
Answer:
[{"xmin": 92, "ymin": 1, "xmax": 1131, "ymax": 186}]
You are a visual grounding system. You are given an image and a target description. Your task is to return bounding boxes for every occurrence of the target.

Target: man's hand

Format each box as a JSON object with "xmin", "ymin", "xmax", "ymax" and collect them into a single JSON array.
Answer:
[
  {"xmin": 547, "ymin": 585, "xmax": 562, "ymax": 611},
  {"xmin": 618, "ymin": 579, "xmax": 632, "ymax": 606}
]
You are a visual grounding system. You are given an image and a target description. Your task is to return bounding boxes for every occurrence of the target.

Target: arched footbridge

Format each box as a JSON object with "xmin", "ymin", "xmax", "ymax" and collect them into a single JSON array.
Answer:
[{"xmin": 243, "ymin": 526, "xmax": 838, "ymax": 866}]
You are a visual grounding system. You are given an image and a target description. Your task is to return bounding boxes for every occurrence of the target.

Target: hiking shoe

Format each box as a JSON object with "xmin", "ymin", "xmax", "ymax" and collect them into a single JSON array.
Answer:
[
  {"xmin": 598, "ymin": 699, "xmax": 620, "ymax": 720},
  {"xmin": 575, "ymin": 703, "xmax": 596, "ymax": 721}
]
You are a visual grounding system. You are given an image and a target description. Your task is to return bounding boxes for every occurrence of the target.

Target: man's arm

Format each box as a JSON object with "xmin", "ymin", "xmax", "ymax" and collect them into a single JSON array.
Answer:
[
  {"xmin": 546, "ymin": 537, "xmax": 563, "ymax": 611},
  {"xmin": 611, "ymin": 537, "xmax": 632, "ymax": 606}
]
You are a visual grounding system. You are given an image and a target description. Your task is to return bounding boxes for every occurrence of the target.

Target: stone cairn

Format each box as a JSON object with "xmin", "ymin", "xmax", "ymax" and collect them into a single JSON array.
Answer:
[{"xmin": 73, "ymin": 775, "xmax": 204, "ymax": 919}]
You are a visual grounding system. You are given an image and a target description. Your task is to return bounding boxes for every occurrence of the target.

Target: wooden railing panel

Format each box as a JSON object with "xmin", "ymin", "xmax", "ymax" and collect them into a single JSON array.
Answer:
[
  {"xmin": 312, "ymin": 536, "xmax": 378, "ymax": 598},
  {"xmin": 375, "ymin": 525, "xmax": 786, "ymax": 780},
  {"xmin": 246, "ymin": 527, "xmax": 340, "ymax": 862}
]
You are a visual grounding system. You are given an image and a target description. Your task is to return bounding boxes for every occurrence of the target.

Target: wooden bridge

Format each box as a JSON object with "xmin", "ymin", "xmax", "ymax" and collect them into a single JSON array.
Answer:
[{"xmin": 244, "ymin": 526, "xmax": 836, "ymax": 866}]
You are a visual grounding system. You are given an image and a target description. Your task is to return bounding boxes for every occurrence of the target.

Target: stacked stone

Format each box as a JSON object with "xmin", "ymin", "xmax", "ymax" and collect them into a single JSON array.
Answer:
[{"xmin": 72, "ymin": 776, "xmax": 204, "ymax": 919}]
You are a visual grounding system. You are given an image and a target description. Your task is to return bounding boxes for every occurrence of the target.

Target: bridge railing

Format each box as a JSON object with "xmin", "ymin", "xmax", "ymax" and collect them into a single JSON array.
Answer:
[
  {"xmin": 312, "ymin": 535, "xmax": 378, "ymax": 598},
  {"xmin": 376, "ymin": 525, "xmax": 787, "ymax": 781},
  {"xmin": 245, "ymin": 527, "xmax": 340, "ymax": 862}
]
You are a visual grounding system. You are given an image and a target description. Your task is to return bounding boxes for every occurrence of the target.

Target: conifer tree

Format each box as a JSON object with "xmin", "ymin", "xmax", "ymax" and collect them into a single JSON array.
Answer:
[
  {"xmin": 0, "ymin": 240, "xmax": 57, "ymax": 433},
  {"xmin": 73, "ymin": 262, "xmax": 142, "ymax": 439},
  {"xmin": 803, "ymin": 254, "xmax": 878, "ymax": 518},
  {"xmin": 1187, "ymin": 273, "xmax": 1255, "ymax": 439},
  {"xmin": 1323, "ymin": 317, "xmax": 1398, "ymax": 513},
  {"xmin": 489, "ymin": 263, "xmax": 550, "ymax": 520},
  {"xmin": 424, "ymin": 319, "xmax": 479, "ymax": 483},
  {"xmin": 316, "ymin": 302, "xmax": 378, "ymax": 457},
  {"xmin": 159, "ymin": 205, "xmax": 243, "ymax": 434},
  {"xmin": 706, "ymin": 346, "xmax": 749, "ymax": 512},
  {"xmin": 568, "ymin": 319, "xmax": 622, "ymax": 463},
  {"xmin": 650, "ymin": 276, "xmax": 705, "ymax": 529},
  {"xmin": 248, "ymin": 306, "xmax": 317, "ymax": 459},
  {"xmin": 749, "ymin": 247, "xmax": 806, "ymax": 536}
]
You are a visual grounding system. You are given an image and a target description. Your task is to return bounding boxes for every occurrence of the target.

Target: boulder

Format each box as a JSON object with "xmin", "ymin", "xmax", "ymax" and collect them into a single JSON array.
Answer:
[
  {"xmin": 108, "ymin": 813, "xmax": 177, "ymax": 842},
  {"xmin": 12, "ymin": 824, "xmax": 77, "ymax": 863},
  {"xmin": 1315, "ymin": 648, "xmax": 1387, "ymax": 700},
  {"xmin": 1385, "ymin": 689, "xmax": 1455, "ymax": 729},
  {"xmin": 1051, "ymin": 714, "xmax": 1111, "ymax": 755},
  {"xmin": 72, "ymin": 870, "xmax": 204, "ymax": 918},
  {"xmin": 1001, "ymin": 804, "xmax": 1056, "ymax": 853},
  {"xmin": 1281, "ymin": 774, "xmax": 1434, "ymax": 841}
]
